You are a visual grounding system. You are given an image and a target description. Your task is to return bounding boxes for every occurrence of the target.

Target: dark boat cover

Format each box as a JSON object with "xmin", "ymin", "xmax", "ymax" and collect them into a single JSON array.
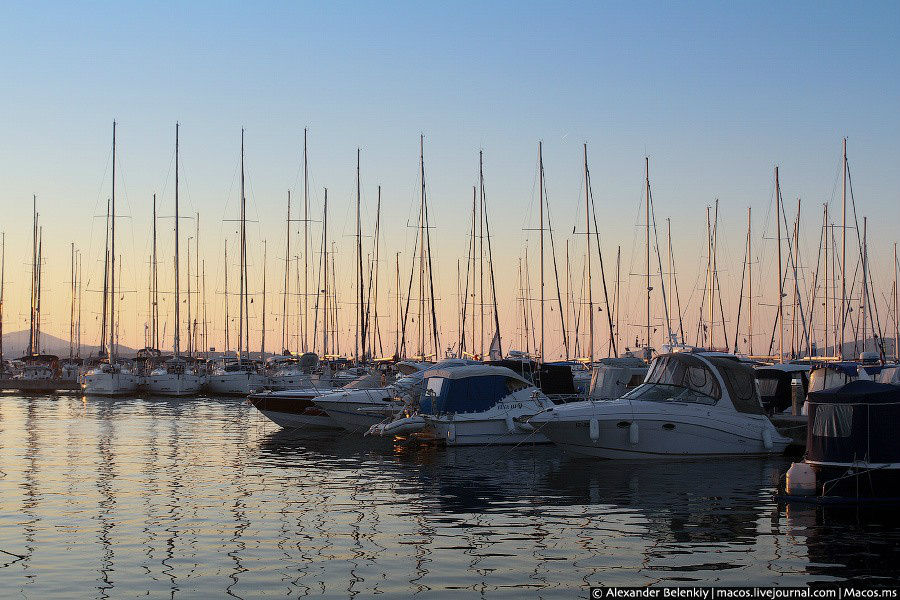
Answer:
[{"xmin": 807, "ymin": 380, "xmax": 900, "ymax": 465}]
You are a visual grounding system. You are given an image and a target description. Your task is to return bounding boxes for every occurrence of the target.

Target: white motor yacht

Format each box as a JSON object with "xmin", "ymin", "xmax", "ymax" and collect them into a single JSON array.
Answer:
[
  {"xmin": 368, "ymin": 364, "xmax": 554, "ymax": 446},
  {"xmin": 529, "ymin": 351, "xmax": 790, "ymax": 459},
  {"xmin": 145, "ymin": 358, "xmax": 204, "ymax": 397},
  {"xmin": 82, "ymin": 362, "xmax": 138, "ymax": 396}
]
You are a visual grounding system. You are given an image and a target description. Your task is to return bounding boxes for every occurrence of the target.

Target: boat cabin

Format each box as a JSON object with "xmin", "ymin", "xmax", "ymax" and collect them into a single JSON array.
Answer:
[{"xmin": 419, "ymin": 365, "xmax": 534, "ymax": 415}]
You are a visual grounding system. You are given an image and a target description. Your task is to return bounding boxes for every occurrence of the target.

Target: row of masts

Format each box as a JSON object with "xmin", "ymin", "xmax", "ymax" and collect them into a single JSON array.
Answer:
[{"xmin": 2, "ymin": 135, "xmax": 897, "ymax": 365}]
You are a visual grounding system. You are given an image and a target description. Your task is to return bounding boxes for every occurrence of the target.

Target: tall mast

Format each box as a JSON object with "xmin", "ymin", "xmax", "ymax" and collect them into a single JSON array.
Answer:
[
  {"xmin": 322, "ymin": 188, "xmax": 328, "ymax": 357},
  {"xmin": 29, "ymin": 196, "xmax": 37, "ymax": 356},
  {"xmin": 356, "ymin": 148, "xmax": 362, "ymax": 364},
  {"xmin": 840, "ymin": 138, "xmax": 847, "ymax": 359},
  {"xmin": 666, "ymin": 218, "xmax": 673, "ymax": 345},
  {"xmin": 110, "ymin": 121, "xmax": 117, "ymax": 362},
  {"xmin": 395, "ymin": 251, "xmax": 400, "ymax": 357},
  {"xmin": 538, "ymin": 141, "xmax": 545, "ymax": 360},
  {"xmin": 261, "ymin": 240, "xmax": 267, "ymax": 357},
  {"xmin": 775, "ymin": 166, "xmax": 784, "ymax": 363},
  {"xmin": 615, "ymin": 245, "xmax": 622, "ymax": 354},
  {"xmin": 152, "ymin": 194, "xmax": 159, "ymax": 350},
  {"xmin": 237, "ymin": 128, "xmax": 244, "ymax": 360},
  {"xmin": 420, "ymin": 138, "xmax": 427, "ymax": 360},
  {"xmin": 706, "ymin": 206, "xmax": 713, "ymax": 348},
  {"xmin": 174, "ymin": 122, "xmax": 181, "ymax": 358},
  {"xmin": 303, "ymin": 128, "xmax": 309, "ymax": 353},
  {"xmin": 584, "ymin": 144, "xmax": 593, "ymax": 364},
  {"xmin": 792, "ymin": 200, "xmax": 801, "ymax": 357},
  {"xmin": 243, "ymin": 131, "xmax": 250, "ymax": 356},
  {"xmin": 645, "ymin": 157, "xmax": 651, "ymax": 351},
  {"xmin": 69, "ymin": 242, "xmax": 75, "ymax": 359},
  {"xmin": 36, "ymin": 228, "xmax": 43, "ymax": 353},
  {"xmin": 823, "ymin": 203, "xmax": 829, "ymax": 356},
  {"xmin": 224, "ymin": 241, "xmax": 229, "ymax": 353},
  {"xmin": 77, "ymin": 251, "xmax": 82, "ymax": 356},
  {"xmin": 471, "ymin": 187, "xmax": 476, "ymax": 356},
  {"xmin": 282, "ymin": 190, "xmax": 290, "ymax": 353},
  {"xmin": 747, "ymin": 207, "xmax": 753, "ymax": 355},
  {"xmin": 478, "ymin": 154, "xmax": 484, "ymax": 359}
]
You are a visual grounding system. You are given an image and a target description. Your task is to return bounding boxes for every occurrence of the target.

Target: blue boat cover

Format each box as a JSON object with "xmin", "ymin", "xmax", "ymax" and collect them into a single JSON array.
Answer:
[{"xmin": 419, "ymin": 375, "xmax": 516, "ymax": 415}]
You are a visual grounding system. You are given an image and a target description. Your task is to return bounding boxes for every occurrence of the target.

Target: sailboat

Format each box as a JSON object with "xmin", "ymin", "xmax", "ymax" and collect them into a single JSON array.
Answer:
[
  {"xmin": 145, "ymin": 123, "xmax": 204, "ymax": 396},
  {"xmin": 206, "ymin": 129, "xmax": 267, "ymax": 395},
  {"xmin": 83, "ymin": 121, "xmax": 138, "ymax": 396}
]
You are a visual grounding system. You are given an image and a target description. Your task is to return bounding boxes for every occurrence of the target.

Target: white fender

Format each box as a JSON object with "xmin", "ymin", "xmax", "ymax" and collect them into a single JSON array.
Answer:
[
  {"xmin": 367, "ymin": 415, "xmax": 426, "ymax": 437},
  {"xmin": 629, "ymin": 421, "xmax": 639, "ymax": 445},
  {"xmin": 762, "ymin": 426, "xmax": 774, "ymax": 450},
  {"xmin": 589, "ymin": 418, "xmax": 600, "ymax": 442}
]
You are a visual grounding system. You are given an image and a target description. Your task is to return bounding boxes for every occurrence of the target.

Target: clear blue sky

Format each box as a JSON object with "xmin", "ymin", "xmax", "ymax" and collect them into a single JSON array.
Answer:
[{"xmin": 1, "ymin": 1, "xmax": 898, "ymax": 356}]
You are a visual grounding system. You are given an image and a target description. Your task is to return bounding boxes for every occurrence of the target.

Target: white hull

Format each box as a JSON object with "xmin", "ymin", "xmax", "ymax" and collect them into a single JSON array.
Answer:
[
  {"xmin": 256, "ymin": 408, "xmax": 340, "ymax": 429},
  {"xmin": 315, "ymin": 395, "xmax": 403, "ymax": 433},
  {"xmin": 266, "ymin": 374, "xmax": 316, "ymax": 391},
  {"xmin": 205, "ymin": 372, "xmax": 266, "ymax": 396},
  {"xmin": 425, "ymin": 416, "xmax": 549, "ymax": 446},
  {"xmin": 535, "ymin": 408, "xmax": 789, "ymax": 459},
  {"xmin": 144, "ymin": 373, "xmax": 204, "ymax": 396},
  {"xmin": 82, "ymin": 372, "xmax": 138, "ymax": 396}
]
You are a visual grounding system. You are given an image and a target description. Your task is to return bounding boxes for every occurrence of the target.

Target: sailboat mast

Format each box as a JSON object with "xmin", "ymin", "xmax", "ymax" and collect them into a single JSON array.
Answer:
[
  {"xmin": 174, "ymin": 122, "xmax": 181, "ymax": 358},
  {"xmin": 823, "ymin": 203, "xmax": 829, "ymax": 356},
  {"xmin": 187, "ymin": 236, "xmax": 191, "ymax": 356},
  {"xmin": 395, "ymin": 251, "xmax": 400, "ymax": 357},
  {"xmin": 237, "ymin": 129, "xmax": 244, "ymax": 360},
  {"xmin": 70, "ymin": 242, "xmax": 75, "ymax": 358},
  {"xmin": 373, "ymin": 186, "xmax": 382, "ymax": 357},
  {"xmin": 747, "ymin": 207, "xmax": 753, "ymax": 355},
  {"xmin": 282, "ymin": 190, "xmax": 290, "ymax": 353},
  {"xmin": 420, "ymin": 138, "xmax": 427, "ymax": 360},
  {"xmin": 261, "ymin": 240, "xmax": 267, "ymax": 357},
  {"xmin": 322, "ymin": 188, "xmax": 328, "ymax": 357},
  {"xmin": 356, "ymin": 148, "xmax": 362, "ymax": 364},
  {"xmin": 775, "ymin": 166, "xmax": 784, "ymax": 363},
  {"xmin": 645, "ymin": 157, "xmax": 651, "ymax": 351},
  {"xmin": 538, "ymin": 141, "xmax": 545, "ymax": 360},
  {"xmin": 584, "ymin": 144, "xmax": 593, "ymax": 365},
  {"xmin": 224, "ymin": 241, "xmax": 229, "ymax": 353},
  {"xmin": 29, "ymin": 196, "xmax": 37, "ymax": 356},
  {"xmin": 152, "ymin": 194, "xmax": 158, "ymax": 350},
  {"xmin": 840, "ymin": 138, "xmax": 847, "ymax": 359},
  {"xmin": 110, "ymin": 121, "xmax": 117, "ymax": 362},
  {"xmin": 303, "ymin": 128, "xmax": 309, "ymax": 354},
  {"xmin": 0, "ymin": 232, "xmax": 4, "ymax": 369},
  {"xmin": 861, "ymin": 217, "xmax": 868, "ymax": 354}
]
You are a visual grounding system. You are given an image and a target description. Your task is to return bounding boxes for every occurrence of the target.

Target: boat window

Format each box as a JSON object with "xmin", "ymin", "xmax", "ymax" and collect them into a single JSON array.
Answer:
[
  {"xmin": 756, "ymin": 377, "xmax": 779, "ymax": 397},
  {"xmin": 712, "ymin": 359, "xmax": 764, "ymax": 415},
  {"xmin": 812, "ymin": 404, "xmax": 853, "ymax": 438},
  {"xmin": 426, "ymin": 377, "xmax": 445, "ymax": 397},
  {"xmin": 420, "ymin": 375, "xmax": 512, "ymax": 415},
  {"xmin": 643, "ymin": 355, "xmax": 721, "ymax": 401},
  {"xmin": 626, "ymin": 373, "xmax": 645, "ymax": 388},
  {"xmin": 506, "ymin": 377, "xmax": 530, "ymax": 393}
]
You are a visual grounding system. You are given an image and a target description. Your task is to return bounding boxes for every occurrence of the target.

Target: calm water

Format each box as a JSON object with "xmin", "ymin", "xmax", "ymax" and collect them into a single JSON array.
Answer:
[{"xmin": 1, "ymin": 394, "xmax": 899, "ymax": 598}]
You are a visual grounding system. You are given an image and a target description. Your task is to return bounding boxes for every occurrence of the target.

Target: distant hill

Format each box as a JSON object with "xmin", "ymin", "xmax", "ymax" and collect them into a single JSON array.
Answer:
[{"xmin": 0, "ymin": 329, "xmax": 136, "ymax": 359}]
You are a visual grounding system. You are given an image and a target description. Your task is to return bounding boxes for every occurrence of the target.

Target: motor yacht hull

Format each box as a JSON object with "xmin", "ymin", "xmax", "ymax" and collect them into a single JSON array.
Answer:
[
  {"xmin": 248, "ymin": 390, "xmax": 341, "ymax": 430},
  {"xmin": 534, "ymin": 404, "xmax": 789, "ymax": 459},
  {"xmin": 314, "ymin": 391, "xmax": 403, "ymax": 433},
  {"xmin": 423, "ymin": 416, "xmax": 550, "ymax": 446}
]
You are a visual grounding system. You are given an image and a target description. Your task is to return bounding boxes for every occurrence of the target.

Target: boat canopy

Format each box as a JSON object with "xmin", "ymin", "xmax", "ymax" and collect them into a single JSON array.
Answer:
[
  {"xmin": 754, "ymin": 365, "xmax": 809, "ymax": 414},
  {"xmin": 706, "ymin": 357, "xmax": 765, "ymax": 415},
  {"xmin": 420, "ymin": 366, "xmax": 532, "ymax": 415},
  {"xmin": 807, "ymin": 380, "xmax": 900, "ymax": 465},
  {"xmin": 589, "ymin": 358, "xmax": 648, "ymax": 400}
]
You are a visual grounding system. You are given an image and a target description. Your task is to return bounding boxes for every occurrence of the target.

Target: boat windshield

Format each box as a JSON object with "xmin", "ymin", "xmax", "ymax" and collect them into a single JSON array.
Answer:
[{"xmin": 622, "ymin": 355, "xmax": 721, "ymax": 405}]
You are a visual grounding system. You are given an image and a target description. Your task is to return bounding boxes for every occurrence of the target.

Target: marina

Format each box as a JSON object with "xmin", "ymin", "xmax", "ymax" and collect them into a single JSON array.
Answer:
[{"xmin": 2, "ymin": 2, "xmax": 900, "ymax": 596}]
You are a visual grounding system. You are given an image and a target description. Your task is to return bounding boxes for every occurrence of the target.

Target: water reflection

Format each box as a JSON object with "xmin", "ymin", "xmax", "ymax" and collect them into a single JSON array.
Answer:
[{"xmin": 0, "ymin": 395, "xmax": 898, "ymax": 598}]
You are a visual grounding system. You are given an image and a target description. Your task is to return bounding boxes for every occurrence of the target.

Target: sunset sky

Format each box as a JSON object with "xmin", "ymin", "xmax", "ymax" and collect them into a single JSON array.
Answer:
[{"xmin": 1, "ymin": 1, "xmax": 898, "ymax": 359}]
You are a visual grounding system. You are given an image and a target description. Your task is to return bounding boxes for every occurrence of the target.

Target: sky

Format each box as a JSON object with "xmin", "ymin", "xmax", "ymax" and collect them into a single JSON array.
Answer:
[{"xmin": 1, "ymin": 1, "xmax": 898, "ymax": 360}]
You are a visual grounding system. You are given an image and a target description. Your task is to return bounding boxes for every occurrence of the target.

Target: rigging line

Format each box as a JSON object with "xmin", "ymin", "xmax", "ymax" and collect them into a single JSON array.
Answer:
[
  {"xmin": 733, "ymin": 214, "xmax": 749, "ymax": 354},
  {"xmin": 805, "ymin": 206, "xmax": 826, "ymax": 355},
  {"xmin": 847, "ymin": 162, "xmax": 886, "ymax": 360},
  {"xmin": 647, "ymin": 182, "xmax": 673, "ymax": 347},
  {"xmin": 542, "ymin": 173, "xmax": 569, "ymax": 360},
  {"xmin": 482, "ymin": 176, "xmax": 501, "ymax": 358},
  {"xmin": 398, "ymin": 208, "xmax": 421, "ymax": 358},
  {"xmin": 588, "ymin": 181, "xmax": 617, "ymax": 357}
]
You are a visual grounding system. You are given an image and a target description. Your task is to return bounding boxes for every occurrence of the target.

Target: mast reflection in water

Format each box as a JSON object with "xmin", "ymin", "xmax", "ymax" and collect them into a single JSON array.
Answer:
[{"xmin": 1, "ymin": 394, "xmax": 899, "ymax": 598}]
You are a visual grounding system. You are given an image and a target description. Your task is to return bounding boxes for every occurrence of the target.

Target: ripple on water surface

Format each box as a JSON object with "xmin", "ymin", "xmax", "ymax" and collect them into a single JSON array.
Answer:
[{"xmin": 1, "ymin": 394, "xmax": 898, "ymax": 598}]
